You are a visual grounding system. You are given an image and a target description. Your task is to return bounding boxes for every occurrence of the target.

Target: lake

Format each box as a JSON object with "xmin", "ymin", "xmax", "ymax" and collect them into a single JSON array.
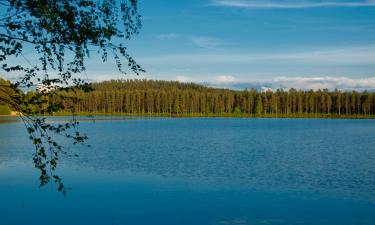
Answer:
[{"xmin": 1, "ymin": 117, "xmax": 375, "ymax": 225}]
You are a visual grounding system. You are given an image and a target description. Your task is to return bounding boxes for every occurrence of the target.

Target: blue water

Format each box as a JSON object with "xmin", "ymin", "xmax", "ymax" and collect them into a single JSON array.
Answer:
[{"xmin": 1, "ymin": 117, "xmax": 375, "ymax": 225}]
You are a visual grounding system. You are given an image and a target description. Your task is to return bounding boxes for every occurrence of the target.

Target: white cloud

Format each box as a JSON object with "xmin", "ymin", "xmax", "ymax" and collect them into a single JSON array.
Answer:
[
  {"xmin": 207, "ymin": 76, "xmax": 375, "ymax": 91},
  {"xmin": 175, "ymin": 75, "xmax": 192, "ymax": 82},
  {"xmin": 268, "ymin": 76, "xmax": 375, "ymax": 90},
  {"xmin": 214, "ymin": 75, "xmax": 238, "ymax": 83},
  {"xmin": 211, "ymin": 0, "xmax": 375, "ymax": 9}
]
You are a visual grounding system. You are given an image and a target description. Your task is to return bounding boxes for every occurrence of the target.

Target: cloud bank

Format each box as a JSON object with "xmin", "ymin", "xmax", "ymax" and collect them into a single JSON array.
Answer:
[
  {"xmin": 207, "ymin": 76, "xmax": 375, "ymax": 91},
  {"xmin": 211, "ymin": 0, "xmax": 375, "ymax": 9}
]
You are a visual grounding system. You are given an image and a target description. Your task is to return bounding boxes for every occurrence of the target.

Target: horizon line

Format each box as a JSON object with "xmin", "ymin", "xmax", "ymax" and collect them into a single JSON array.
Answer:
[{"xmin": 211, "ymin": 0, "xmax": 375, "ymax": 9}]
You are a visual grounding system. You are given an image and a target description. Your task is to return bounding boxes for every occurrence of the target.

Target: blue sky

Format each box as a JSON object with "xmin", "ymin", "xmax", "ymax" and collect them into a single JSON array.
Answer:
[
  {"xmin": 7, "ymin": 0, "xmax": 375, "ymax": 90},
  {"xmin": 110, "ymin": 0, "xmax": 375, "ymax": 90}
]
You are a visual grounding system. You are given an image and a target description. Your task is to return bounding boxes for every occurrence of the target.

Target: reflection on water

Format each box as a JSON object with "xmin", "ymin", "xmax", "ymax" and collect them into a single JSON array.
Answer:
[
  {"xmin": 0, "ymin": 116, "xmax": 20, "ymax": 124},
  {"xmin": 1, "ymin": 118, "xmax": 375, "ymax": 225}
]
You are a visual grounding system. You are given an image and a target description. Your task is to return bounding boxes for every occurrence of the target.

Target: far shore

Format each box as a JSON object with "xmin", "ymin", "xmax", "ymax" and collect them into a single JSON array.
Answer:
[{"xmin": 1, "ymin": 111, "xmax": 375, "ymax": 120}]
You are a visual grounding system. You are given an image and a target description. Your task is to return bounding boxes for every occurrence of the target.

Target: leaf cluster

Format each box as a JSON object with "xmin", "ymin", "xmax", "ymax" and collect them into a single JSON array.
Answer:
[{"xmin": 0, "ymin": 0, "xmax": 144, "ymax": 194}]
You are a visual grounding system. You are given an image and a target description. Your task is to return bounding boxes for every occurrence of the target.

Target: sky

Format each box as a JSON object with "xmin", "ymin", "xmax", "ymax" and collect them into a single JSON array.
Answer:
[{"xmin": 6, "ymin": 0, "xmax": 375, "ymax": 90}]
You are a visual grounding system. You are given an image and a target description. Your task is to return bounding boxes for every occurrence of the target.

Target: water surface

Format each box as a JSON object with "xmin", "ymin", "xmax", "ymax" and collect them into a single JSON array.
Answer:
[{"xmin": 1, "ymin": 117, "xmax": 375, "ymax": 225}]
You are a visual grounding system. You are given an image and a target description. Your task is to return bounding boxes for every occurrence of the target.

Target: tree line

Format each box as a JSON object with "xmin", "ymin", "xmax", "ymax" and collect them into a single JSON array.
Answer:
[
  {"xmin": 49, "ymin": 79, "xmax": 375, "ymax": 117},
  {"xmin": 0, "ymin": 79, "xmax": 13, "ymax": 115}
]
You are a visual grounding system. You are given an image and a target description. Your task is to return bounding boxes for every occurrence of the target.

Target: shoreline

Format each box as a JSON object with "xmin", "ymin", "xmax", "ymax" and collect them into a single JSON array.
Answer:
[{"xmin": 1, "ymin": 112, "xmax": 375, "ymax": 120}]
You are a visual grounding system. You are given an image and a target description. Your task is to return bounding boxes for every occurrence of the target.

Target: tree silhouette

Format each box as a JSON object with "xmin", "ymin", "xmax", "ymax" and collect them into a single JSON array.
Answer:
[{"xmin": 0, "ymin": 0, "xmax": 144, "ymax": 194}]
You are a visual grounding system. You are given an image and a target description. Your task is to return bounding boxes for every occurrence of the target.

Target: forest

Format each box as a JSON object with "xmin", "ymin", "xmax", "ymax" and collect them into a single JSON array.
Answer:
[
  {"xmin": 45, "ymin": 79, "xmax": 375, "ymax": 118},
  {"xmin": 0, "ymin": 79, "xmax": 12, "ymax": 115}
]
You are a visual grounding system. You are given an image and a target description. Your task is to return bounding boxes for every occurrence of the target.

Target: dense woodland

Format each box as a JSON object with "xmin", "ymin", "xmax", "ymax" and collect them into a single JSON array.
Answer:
[
  {"xmin": 0, "ymin": 79, "xmax": 12, "ymax": 115},
  {"xmin": 2, "ymin": 79, "xmax": 375, "ymax": 117},
  {"xmin": 47, "ymin": 79, "xmax": 375, "ymax": 117}
]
